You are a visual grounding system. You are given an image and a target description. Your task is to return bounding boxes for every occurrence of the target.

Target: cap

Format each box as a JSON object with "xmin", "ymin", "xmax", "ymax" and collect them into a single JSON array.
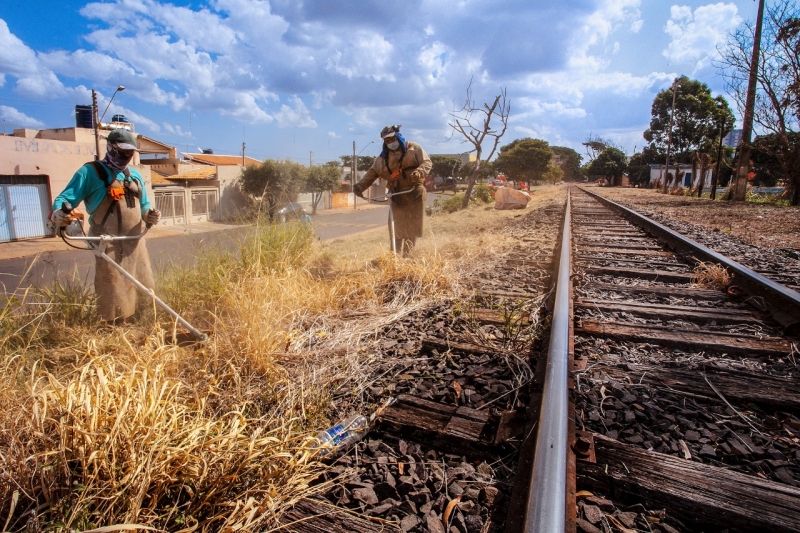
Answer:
[
  {"xmin": 107, "ymin": 129, "xmax": 138, "ymax": 150},
  {"xmin": 380, "ymin": 124, "xmax": 400, "ymax": 139}
]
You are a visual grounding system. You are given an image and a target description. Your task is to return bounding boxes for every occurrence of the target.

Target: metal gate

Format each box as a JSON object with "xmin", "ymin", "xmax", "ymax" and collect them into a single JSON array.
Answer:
[
  {"xmin": 154, "ymin": 190, "xmax": 186, "ymax": 226},
  {"xmin": 190, "ymin": 189, "xmax": 218, "ymax": 222},
  {"xmin": 0, "ymin": 175, "xmax": 52, "ymax": 242}
]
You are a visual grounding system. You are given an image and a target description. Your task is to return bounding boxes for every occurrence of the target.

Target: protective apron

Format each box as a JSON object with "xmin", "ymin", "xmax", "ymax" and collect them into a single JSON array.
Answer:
[{"xmin": 90, "ymin": 177, "xmax": 154, "ymax": 321}]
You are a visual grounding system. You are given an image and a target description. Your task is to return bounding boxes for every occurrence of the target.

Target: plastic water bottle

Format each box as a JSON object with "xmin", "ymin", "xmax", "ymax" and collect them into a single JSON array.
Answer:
[{"xmin": 316, "ymin": 414, "xmax": 369, "ymax": 454}]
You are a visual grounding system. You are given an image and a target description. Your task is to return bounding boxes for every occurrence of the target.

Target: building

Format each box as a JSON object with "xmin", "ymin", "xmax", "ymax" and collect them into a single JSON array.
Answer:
[
  {"xmin": 0, "ymin": 120, "xmax": 255, "ymax": 241},
  {"xmin": 648, "ymin": 164, "xmax": 714, "ymax": 189},
  {"xmin": 145, "ymin": 151, "xmax": 259, "ymax": 225},
  {"xmin": 723, "ymin": 129, "xmax": 743, "ymax": 148},
  {"xmin": 0, "ymin": 126, "xmax": 154, "ymax": 242}
]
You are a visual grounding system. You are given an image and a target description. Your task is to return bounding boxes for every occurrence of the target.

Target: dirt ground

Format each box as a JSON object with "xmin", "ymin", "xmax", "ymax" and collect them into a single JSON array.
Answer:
[{"xmin": 592, "ymin": 186, "xmax": 800, "ymax": 251}]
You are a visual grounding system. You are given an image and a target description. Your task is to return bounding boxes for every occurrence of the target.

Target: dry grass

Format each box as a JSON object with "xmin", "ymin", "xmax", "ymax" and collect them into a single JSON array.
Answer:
[
  {"xmin": 692, "ymin": 261, "xmax": 732, "ymax": 290},
  {"xmin": 0, "ymin": 185, "xmax": 565, "ymax": 530}
]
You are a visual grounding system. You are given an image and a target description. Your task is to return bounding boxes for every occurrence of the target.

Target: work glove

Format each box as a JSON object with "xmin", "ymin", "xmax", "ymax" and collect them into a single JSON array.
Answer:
[
  {"xmin": 353, "ymin": 182, "xmax": 366, "ymax": 197},
  {"xmin": 50, "ymin": 208, "xmax": 71, "ymax": 228},
  {"xmin": 144, "ymin": 209, "xmax": 161, "ymax": 226},
  {"xmin": 412, "ymin": 183, "xmax": 425, "ymax": 200},
  {"xmin": 409, "ymin": 169, "xmax": 425, "ymax": 185}
]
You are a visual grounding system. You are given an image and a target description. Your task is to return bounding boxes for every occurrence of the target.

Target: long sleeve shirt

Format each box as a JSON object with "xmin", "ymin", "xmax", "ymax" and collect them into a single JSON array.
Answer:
[{"xmin": 53, "ymin": 162, "xmax": 151, "ymax": 223}]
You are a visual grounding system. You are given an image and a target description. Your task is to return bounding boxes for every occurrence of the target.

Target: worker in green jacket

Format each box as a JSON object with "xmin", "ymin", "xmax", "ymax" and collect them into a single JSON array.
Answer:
[{"xmin": 51, "ymin": 129, "xmax": 160, "ymax": 322}]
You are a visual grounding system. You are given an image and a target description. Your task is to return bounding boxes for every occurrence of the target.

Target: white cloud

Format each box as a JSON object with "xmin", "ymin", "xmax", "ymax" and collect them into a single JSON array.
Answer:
[
  {"xmin": 663, "ymin": 3, "xmax": 742, "ymax": 69},
  {"xmin": 0, "ymin": 105, "xmax": 44, "ymax": 128},
  {"xmin": 274, "ymin": 96, "xmax": 316, "ymax": 128},
  {"xmin": 325, "ymin": 31, "xmax": 395, "ymax": 81},
  {"xmin": 418, "ymin": 42, "xmax": 451, "ymax": 83},
  {"xmin": 513, "ymin": 97, "xmax": 588, "ymax": 120},
  {"xmin": 0, "ymin": 20, "xmax": 37, "ymax": 75},
  {"xmin": 569, "ymin": 0, "xmax": 643, "ymax": 70},
  {"xmin": 163, "ymin": 123, "xmax": 192, "ymax": 138},
  {"xmin": 327, "ymin": 131, "xmax": 339, "ymax": 138},
  {"xmin": 0, "ymin": 19, "xmax": 66, "ymax": 98}
]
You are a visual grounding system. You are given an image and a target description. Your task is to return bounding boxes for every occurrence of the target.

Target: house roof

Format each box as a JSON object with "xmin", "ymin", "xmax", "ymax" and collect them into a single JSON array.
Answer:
[
  {"xmin": 150, "ymin": 173, "xmax": 173, "ymax": 186},
  {"xmin": 163, "ymin": 166, "xmax": 218, "ymax": 181},
  {"xmin": 137, "ymin": 134, "xmax": 175, "ymax": 154},
  {"xmin": 182, "ymin": 152, "xmax": 261, "ymax": 167}
]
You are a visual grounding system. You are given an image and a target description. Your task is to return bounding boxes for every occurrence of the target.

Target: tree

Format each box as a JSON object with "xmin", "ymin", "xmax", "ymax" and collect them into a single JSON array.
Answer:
[
  {"xmin": 550, "ymin": 146, "xmax": 583, "ymax": 181},
  {"xmin": 643, "ymin": 76, "xmax": 733, "ymax": 189},
  {"xmin": 582, "ymin": 136, "xmax": 613, "ymax": 163},
  {"xmin": 751, "ymin": 131, "xmax": 800, "ymax": 187},
  {"xmin": 627, "ymin": 146, "xmax": 660, "ymax": 186},
  {"xmin": 340, "ymin": 155, "xmax": 375, "ymax": 171},
  {"xmin": 305, "ymin": 161, "xmax": 341, "ymax": 214},
  {"xmin": 449, "ymin": 81, "xmax": 510, "ymax": 208},
  {"xmin": 703, "ymin": 97, "xmax": 737, "ymax": 198},
  {"xmin": 430, "ymin": 155, "xmax": 464, "ymax": 178},
  {"xmin": 718, "ymin": 0, "xmax": 800, "ymax": 204},
  {"xmin": 240, "ymin": 160, "xmax": 307, "ymax": 221},
  {"xmin": 541, "ymin": 160, "xmax": 564, "ymax": 184},
  {"xmin": 494, "ymin": 138, "xmax": 551, "ymax": 186},
  {"xmin": 586, "ymin": 147, "xmax": 627, "ymax": 185}
]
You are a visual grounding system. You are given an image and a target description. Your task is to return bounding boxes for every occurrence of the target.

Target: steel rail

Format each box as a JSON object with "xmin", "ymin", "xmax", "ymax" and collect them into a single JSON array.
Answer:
[
  {"xmin": 578, "ymin": 187, "xmax": 800, "ymax": 329},
  {"xmin": 523, "ymin": 191, "xmax": 572, "ymax": 532}
]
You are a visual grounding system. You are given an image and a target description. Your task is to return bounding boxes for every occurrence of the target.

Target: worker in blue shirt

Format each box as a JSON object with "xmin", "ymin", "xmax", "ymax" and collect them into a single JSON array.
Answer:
[{"xmin": 51, "ymin": 129, "xmax": 161, "ymax": 322}]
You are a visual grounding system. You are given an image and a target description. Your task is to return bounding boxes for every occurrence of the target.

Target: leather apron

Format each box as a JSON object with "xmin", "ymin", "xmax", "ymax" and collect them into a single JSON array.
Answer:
[
  {"xmin": 386, "ymin": 150, "xmax": 424, "ymax": 254},
  {"xmin": 89, "ymin": 175, "xmax": 154, "ymax": 321}
]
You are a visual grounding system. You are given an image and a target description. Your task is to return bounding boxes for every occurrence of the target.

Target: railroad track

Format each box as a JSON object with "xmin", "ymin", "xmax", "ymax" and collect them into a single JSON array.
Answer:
[
  {"xmin": 283, "ymin": 186, "xmax": 800, "ymax": 532},
  {"xmin": 523, "ymin": 186, "xmax": 800, "ymax": 533}
]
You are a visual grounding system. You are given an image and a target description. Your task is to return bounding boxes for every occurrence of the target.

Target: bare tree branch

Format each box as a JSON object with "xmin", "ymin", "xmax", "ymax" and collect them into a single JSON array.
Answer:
[{"xmin": 448, "ymin": 83, "xmax": 510, "ymax": 208}]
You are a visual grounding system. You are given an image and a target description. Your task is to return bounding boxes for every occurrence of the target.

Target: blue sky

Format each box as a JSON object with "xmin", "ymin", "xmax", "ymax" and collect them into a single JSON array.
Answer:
[{"xmin": 0, "ymin": 0, "xmax": 757, "ymax": 164}]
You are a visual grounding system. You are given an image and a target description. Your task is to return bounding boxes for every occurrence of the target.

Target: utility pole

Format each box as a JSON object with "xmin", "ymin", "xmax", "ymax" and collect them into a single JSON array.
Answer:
[
  {"xmin": 92, "ymin": 89, "xmax": 100, "ymax": 161},
  {"xmin": 662, "ymin": 78, "xmax": 679, "ymax": 193},
  {"xmin": 309, "ymin": 151, "xmax": 313, "ymax": 167},
  {"xmin": 730, "ymin": 0, "xmax": 765, "ymax": 201},
  {"xmin": 710, "ymin": 118, "xmax": 726, "ymax": 200},
  {"xmin": 352, "ymin": 141, "xmax": 357, "ymax": 210},
  {"xmin": 241, "ymin": 141, "xmax": 246, "ymax": 166}
]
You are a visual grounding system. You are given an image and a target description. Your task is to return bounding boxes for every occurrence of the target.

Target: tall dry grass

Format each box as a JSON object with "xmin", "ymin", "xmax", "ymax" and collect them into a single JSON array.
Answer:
[
  {"xmin": 0, "ymin": 219, "xmax": 462, "ymax": 530},
  {"xmin": 0, "ymin": 186, "xmax": 565, "ymax": 530}
]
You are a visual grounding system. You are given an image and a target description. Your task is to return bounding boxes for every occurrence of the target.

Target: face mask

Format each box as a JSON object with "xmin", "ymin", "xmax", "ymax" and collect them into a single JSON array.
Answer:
[
  {"xmin": 107, "ymin": 144, "xmax": 134, "ymax": 170},
  {"xmin": 386, "ymin": 141, "xmax": 400, "ymax": 150}
]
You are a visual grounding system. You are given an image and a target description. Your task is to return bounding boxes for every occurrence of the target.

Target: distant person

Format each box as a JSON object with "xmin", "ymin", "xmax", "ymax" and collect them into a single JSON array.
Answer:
[
  {"xmin": 353, "ymin": 124, "xmax": 432, "ymax": 255},
  {"xmin": 50, "ymin": 129, "xmax": 161, "ymax": 322}
]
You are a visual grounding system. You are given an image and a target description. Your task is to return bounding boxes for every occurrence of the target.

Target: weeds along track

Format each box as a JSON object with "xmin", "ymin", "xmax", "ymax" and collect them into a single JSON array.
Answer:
[
  {"xmin": 280, "ymin": 198, "xmax": 566, "ymax": 532},
  {"xmin": 564, "ymin": 186, "xmax": 800, "ymax": 533}
]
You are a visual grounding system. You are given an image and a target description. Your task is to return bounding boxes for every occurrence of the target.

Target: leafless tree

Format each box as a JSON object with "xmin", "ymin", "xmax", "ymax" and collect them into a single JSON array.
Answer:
[
  {"xmin": 581, "ymin": 136, "xmax": 612, "ymax": 163},
  {"xmin": 448, "ymin": 80, "xmax": 510, "ymax": 208},
  {"xmin": 717, "ymin": 0, "xmax": 800, "ymax": 204}
]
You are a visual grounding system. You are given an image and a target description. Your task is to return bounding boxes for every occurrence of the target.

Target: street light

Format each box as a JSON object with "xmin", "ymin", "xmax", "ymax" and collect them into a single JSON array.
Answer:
[
  {"xmin": 352, "ymin": 139, "xmax": 375, "ymax": 209},
  {"xmin": 92, "ymin": 85, "xmax": 126, "ymax": 161},
  {"xmin": 100, "ymin": 85, "xmax": 126, "ymax": 123}
]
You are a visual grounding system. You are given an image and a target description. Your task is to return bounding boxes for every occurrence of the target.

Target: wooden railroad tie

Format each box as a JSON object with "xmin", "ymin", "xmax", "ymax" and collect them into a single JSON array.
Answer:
[
  {"xmin": 575, "ymin": 298, "xmax": 760, "ymax": 325},
  {"xmin": 576, "ymin": 319, "xmax": 792, "ymax": 356},
  {"xmin": 580, "ymin": 282, "xmax": 727, "ymax": 301},
  {"xmin": 584, "ymin": 266, "xmax": 695, "ymax": 283},
  {"xmin": 374, "ymin": 394, "xmax": 524, "ymax": 456},
  {"xmin": 578, "ymin": 433, "xmax": 800, "ymax": 533},
  {"xmin": 602, "ymin": 363, "xmax": 800, "ymax": 411}
]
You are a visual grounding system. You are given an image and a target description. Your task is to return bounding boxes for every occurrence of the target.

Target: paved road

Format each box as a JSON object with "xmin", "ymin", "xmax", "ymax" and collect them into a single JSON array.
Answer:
[{"xmin": 0, "ymin": 205, "xmax": 390, "ymax": 294}]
